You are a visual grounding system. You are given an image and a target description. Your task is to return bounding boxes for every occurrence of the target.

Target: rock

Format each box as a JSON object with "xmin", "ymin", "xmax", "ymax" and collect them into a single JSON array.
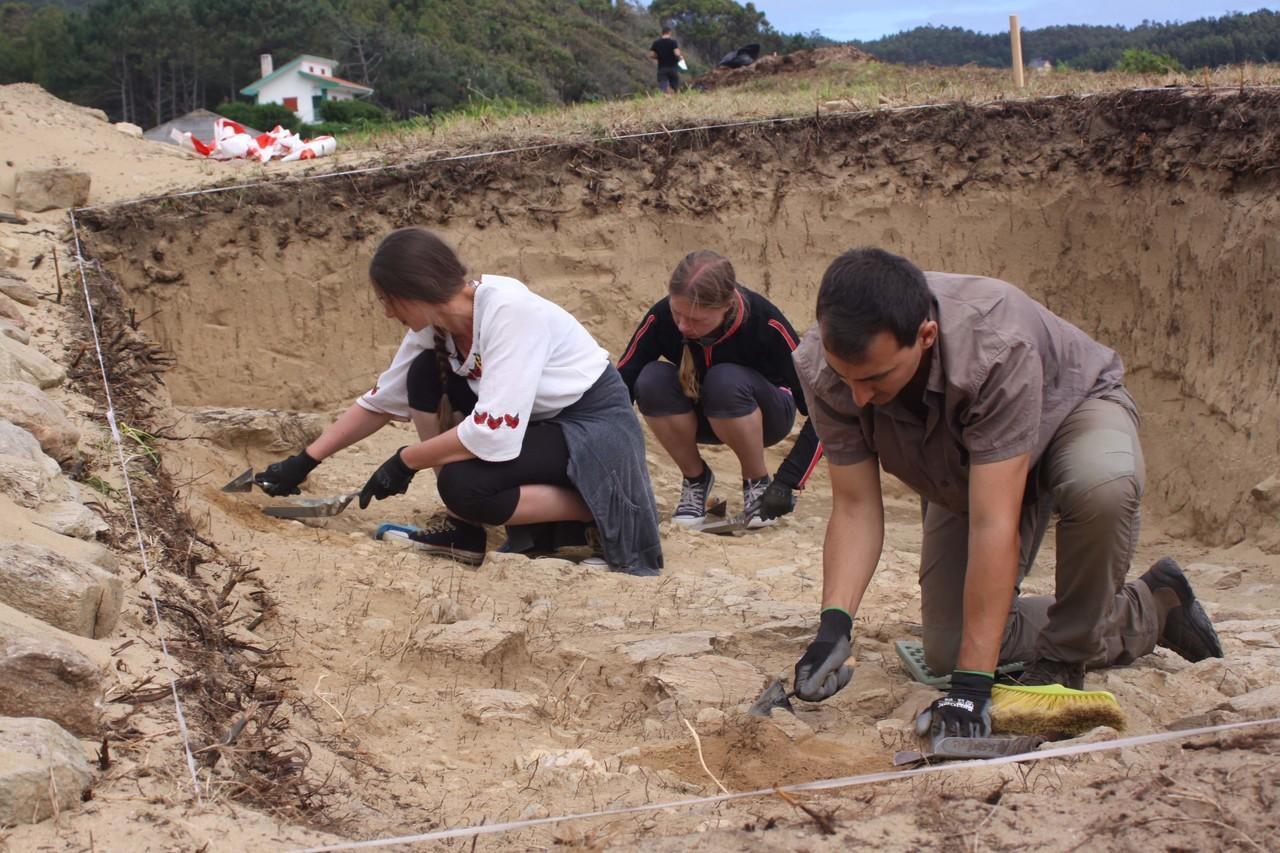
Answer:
[
  {"xmin": 1038, "ymin": 726, "xmax": 1119, "ymax": 749},
  {"xmin": 0, "ymin": 491, "xmax": 113, "ymax": 571},
  {"xmin": 1221, "ymin": 684, "xmax": 1280, "ymax": 716},
  {"xmin": 0, "ymin": 418, "xmax": 51, "ymax": 466},
  {"xmin": 184, "ymin": 406, "xmax": 327, "ymax": 453},
  {"xmin": 0, "ymin": 717, "xmax": 93, "ymax": 824},
  {"xmin": 696, "ymin": 707, "xmax": 726, "ymax": 734},
  {"xmin": 0, "ymin": 542, "xmax": 122, "ymax": 638},
  {"xmin": 767, "ymin": 707, "xmax": 815, "ymax": 741},
  {"xmin": 1237, "ymin": 631, "xmax": 1279, "ymax": 648},
  {"xmin": 888, "ymin": 685, "xmax": 943, "ymax": 724},
  {"xmin": 1186, "ymin": 563, "xmax": 1244, "ymax": 591},
  {"xmin": 616, "ymin": 631, "xmax": 717, "ymax": 664},
  {"xmin": 142, "ymin": 260, "xmax": 183, "ymax": 284},
  {"xmin": 113, "ymin": 121, "xmax": 143, "ymax": 137},
  {"xmin": 0, "ymin": 295, "xmax": 24, "ymax": 329},
  {"xmin": 1251, "ymin": 474, "xmax": 1279, "ymax": 509},
  {"xmin": 412, "ymin": 620, "xmax": 524, "ymax": 666},
  {"xmin": 457, "ymin": 689, "xmax": 540, "ymax": 723},
  {"xmin": 0, "ymin": 453, "xmax": 52, "ymax": 507},
  {"xmin": 0, "ymin": 336, "xmax": 65, "ymax": 389},
  {"xmin": 0, "ymin": 318, "xmax": 30, "ymax": 345},
  {"xmin": 0, "ymin": 495, "xmax": 116, "ymax": 572},
  {"xmin": 516, "ymin": 748, "xmax": 606, "ymax": 777},
  {"xmin": 0, "ymin": 279, "xmax": 38, "ymax": 307},
  {"xmin": 13, "ymin": 168, "xmax": 91, "ymax": 212},
  {"xmin": 32, "ymin": 501, "xmax": 108, "ymax": 541},
  {"xmin": 648, "ymin": 656, "xmax": 765, "ymax": 708},
  {"xmin": 0, "ymin": 602, "xmax": 108, "ymax": 735},
  {"xmin": 0, "ymin": 382, "xmax": 79, "ymax": 463}
]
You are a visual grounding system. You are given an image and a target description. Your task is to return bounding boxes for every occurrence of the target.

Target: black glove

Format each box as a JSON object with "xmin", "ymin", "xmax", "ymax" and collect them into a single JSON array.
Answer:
[
  {"xmin": 793, "ymin": 608, "xmax": 854, "ymax": 701},
  {"xmin": 255, "ymin": 450, "xmax": 319, "ymax": 497},
  {"xmin": 759, "ymin": 478, "xmax": 797, "ymax": 521},
  {"xmin": 358, "ymin": 447, "xmax": 417, "ymax": 509},
  {"xmin": 915, "ymin": 671, "xmax": 994, "ymax": 740}
]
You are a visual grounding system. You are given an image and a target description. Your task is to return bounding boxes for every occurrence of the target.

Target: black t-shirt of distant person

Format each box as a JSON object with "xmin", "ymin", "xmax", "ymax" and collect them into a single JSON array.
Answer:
[{"xmin": 651, "ymin": 37, "xmax": 679, "ymax": 68}]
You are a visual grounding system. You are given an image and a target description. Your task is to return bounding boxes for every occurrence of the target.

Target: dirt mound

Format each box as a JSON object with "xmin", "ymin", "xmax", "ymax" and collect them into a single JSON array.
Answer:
[
  {"xmin": 695, "ymin": 44, "xmax": 876, "ymax": 91},
  {"xmin": 0, "ymin": 83, "xmax": 212, "ymax": 210}
]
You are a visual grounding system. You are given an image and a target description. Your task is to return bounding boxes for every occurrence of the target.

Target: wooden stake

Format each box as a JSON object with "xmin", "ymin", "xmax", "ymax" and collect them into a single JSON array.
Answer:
[{"xmin": 1010, "ymin": 15, "xmax": 1025, "ymax": 89}]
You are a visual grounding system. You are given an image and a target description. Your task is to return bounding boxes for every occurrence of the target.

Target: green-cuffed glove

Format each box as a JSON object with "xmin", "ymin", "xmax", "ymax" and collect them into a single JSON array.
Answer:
[{"xmin": 793, "ymin": 608, "xmax": 854, "ymax": 701}]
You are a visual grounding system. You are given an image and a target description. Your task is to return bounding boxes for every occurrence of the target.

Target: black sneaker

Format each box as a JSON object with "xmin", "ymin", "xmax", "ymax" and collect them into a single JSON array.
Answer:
[
  {"xmin": 673, "ymin": 465, "xmax": 715, "ymax": 527},
  {"xmin": 408, "ymin": 516, "xmax": 486, "ymax": 566},
  {"xmin": 1016, "ymin": 658, "xmax": 1085, "ymax": 690},
  {"xmin": 1140, "ymin": 557, "xmax": 1224, "ymax": 662}
]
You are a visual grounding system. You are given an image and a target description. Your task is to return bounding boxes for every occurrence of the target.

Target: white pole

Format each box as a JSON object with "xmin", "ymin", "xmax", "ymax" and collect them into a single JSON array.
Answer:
[{"xmin": 1010, "ymin": 15, "xmax": 1025, "ymax": 89}]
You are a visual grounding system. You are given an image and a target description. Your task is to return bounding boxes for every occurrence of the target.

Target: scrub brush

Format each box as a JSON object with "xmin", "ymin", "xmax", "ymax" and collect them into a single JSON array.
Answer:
[{"xmin": 990, "ymin": 683, "xmax": 1126, "ymax": 738}]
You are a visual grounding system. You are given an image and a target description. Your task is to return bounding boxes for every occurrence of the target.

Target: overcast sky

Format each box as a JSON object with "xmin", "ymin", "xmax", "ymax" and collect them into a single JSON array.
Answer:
[{"xmin": 758, "ymin": 2, "xmax": 1276, "ymax": 41}]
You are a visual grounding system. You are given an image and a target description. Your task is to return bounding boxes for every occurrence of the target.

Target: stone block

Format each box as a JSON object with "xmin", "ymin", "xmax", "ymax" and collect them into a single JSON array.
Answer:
[
  {"xmin": 184, "ymin": 406, "xmax": 326, "ymax": 453},
  {"xmin": 457, "ymin": 689, "xmax": 539, "ymax": 723},
  {"xmin": 0, "ymin": 319, "xmax": 30, "ymax": 345},
  {"xmin": 0, "ymin": 336, "xmax": 64, "ymax": 389},
  {"xmin": 648, "ymin": 655, "xmax": 764, "ymax": 708},
  {"xmin": 0, "ymin": 279, "xmax": 38, "ymax": 308},
  {"xmin": 616, "ymin": 631, "xmax": 717, "ymax": 664},
  {"xmin": 0, "ymin": 295, "xmax": 24, "ymax": 329},
  {"xmin": 13, "ymin": 168, "xmax": 90, "ymax": 212},
  {"xmin": 32, "ymin": 501, "xmax": 108, "ymax": 541},
  {"xmin": 0, "ymin": 716, "xmax": 93, "ymax": 825},
  {"xmin": 0, "ymin": 543, "xmax": 122, "ymax": 638},
  {"xmin": 0, "ymin": 454, "xmax": 51, "ymax": 508},
  {"xmin": 0, "ymin": 495, "xmax": 116, "ymax": 572},
  {"xmin": 412, "ymin": 620, "xmax": 524, "ymax": 667},
  {"xmin": 0, "ymin": 603, "xmax": 107, "ymax": 736},
  {"xmin": 0, "ymin": 382, "xmax": 79, "ymax": 463}
]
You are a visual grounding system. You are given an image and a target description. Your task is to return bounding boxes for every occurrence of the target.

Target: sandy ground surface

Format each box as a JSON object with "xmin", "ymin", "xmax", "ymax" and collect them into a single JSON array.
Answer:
[{"xmin": 0, "ymin": 83, "xmax": 1278, "ymax": 851}]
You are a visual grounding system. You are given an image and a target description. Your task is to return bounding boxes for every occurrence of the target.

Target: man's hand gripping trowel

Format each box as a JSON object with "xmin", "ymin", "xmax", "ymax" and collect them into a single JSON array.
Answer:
[
  {"xmin": 891, "ymin": 705, "xmax": 1045, "ymax": 767},
  {"xmin": 221, "ymin": 468, "xmax": 359, "ymax": 518}
]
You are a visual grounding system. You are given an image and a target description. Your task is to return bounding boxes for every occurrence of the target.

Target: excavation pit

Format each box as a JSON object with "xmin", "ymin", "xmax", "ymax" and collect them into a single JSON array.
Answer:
[{"xmin": 73, "ymin": 88, "xmax": 1280, "ymax": 846}]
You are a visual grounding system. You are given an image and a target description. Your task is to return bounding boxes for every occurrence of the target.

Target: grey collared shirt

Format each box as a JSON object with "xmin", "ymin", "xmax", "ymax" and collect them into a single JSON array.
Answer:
[{"xmin": 794, "ymin": 272, "xmax": 1130, "ymax": 513}]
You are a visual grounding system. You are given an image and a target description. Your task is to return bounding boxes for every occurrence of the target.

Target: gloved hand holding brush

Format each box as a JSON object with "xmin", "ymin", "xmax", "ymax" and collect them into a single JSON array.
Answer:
[{"xmin": 915, "ymin": 671, "xmax": 995, "ymax": 739}]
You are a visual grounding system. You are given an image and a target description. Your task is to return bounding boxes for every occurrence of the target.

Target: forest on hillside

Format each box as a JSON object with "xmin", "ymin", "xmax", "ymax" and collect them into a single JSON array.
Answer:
[
  {"xmin": 854, "ymin": 10, "xmax": 1280, "ymax": 70},
  {"xmin": 0, "ymin": 0, "xmax": 822, "ymax": 126}
]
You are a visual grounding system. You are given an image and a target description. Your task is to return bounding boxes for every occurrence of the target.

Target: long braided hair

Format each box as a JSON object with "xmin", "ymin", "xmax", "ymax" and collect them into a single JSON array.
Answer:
[
  {"xmin": 369, "ymin": 227, "xmax": 468, "ymax": 425},
  {"xmin": 668, "ymin": 250, "xmax": 740, "ymax": 400}
]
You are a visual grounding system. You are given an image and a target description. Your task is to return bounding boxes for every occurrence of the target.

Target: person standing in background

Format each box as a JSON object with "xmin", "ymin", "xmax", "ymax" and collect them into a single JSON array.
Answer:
[{"xmin": 649, "ymin": 26, "xmax": 683, "ymax": 94}]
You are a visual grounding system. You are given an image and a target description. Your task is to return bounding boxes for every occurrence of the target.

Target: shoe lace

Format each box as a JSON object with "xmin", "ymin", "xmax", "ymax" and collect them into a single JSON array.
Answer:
[
  {"xmin": 675, "ymin": 472, "xmax": 711, "ymax": 516},
  {"xmin": 417, "ymin": 515, "xmax": 458, "ymax": 536},
  {"xmin": 742, "ymin": 477, "xmax": 770, "ymax": 517}
]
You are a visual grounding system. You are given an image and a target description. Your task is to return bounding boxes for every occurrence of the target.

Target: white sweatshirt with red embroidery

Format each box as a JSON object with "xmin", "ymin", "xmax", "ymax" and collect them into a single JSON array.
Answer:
[{"xmin": 356, "ymin": 274, "xmax": 609, "ymax": 462}]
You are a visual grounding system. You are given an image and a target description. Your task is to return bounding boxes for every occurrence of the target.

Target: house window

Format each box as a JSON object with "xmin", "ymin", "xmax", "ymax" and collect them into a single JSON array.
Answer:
[{"xmin": 283, "ymin": 97, "xmax": 299, "ymax": 112}]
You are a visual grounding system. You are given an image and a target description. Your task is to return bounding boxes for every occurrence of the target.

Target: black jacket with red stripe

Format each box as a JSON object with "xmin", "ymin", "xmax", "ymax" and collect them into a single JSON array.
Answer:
[{"xmin": 617, "ymin": 286, "xmax": 824, "ymax": 489}]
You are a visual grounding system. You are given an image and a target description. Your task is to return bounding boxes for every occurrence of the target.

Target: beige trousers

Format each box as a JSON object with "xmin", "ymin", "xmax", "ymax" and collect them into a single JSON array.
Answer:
[{"xmin": 919, "ymin": 390, "xmax": 1160, "ymax": 673}]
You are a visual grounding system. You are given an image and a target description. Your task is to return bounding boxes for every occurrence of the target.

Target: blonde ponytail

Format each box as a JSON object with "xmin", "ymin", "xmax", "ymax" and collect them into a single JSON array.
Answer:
[{"xmin": 678, "ymin": 347, "xmax": 701, "ymax": 399}]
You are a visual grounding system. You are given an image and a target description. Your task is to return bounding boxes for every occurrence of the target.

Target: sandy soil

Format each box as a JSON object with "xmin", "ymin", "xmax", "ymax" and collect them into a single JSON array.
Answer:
[{"xmin": 1, "ymin": 83, "xmax": 1279, "ymax": 851}]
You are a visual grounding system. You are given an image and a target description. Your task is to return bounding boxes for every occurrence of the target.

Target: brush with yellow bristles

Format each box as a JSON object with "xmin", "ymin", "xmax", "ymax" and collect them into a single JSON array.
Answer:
[{"xmin": 990, "ymin": 684, "xmax": 1127, "ymax": 738}]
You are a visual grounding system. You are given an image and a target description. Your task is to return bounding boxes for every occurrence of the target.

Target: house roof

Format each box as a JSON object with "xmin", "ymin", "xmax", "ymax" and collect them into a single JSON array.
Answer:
[
  {"xmin": 298, "ymin": 71, "xmax": 374, "ymax": 94},
  {"xmin": 240, "ymin": 54, "xmax": 341, "ymax": 96},
  {"xmin": 143, "ymin": 109, "xmax": 261, "ymax": 143}
]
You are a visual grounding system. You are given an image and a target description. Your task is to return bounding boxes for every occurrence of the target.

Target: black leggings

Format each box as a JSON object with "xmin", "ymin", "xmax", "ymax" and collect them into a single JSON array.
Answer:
[{"xmin": 407, "ymin": 349, "xmax": 573, "ymax": 526}]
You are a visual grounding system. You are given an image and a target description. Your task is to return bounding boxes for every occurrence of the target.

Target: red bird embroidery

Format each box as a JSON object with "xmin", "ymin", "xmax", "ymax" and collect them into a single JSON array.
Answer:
[
  {"xmin": 473, "ymin": 411, "xmax": 487, "ymax": 425},
  {"xmin": 503, "ymin": 414, "xmax": 519, "ymax": 428},
  {"xmin": 486, "ymin": 415, "xmax": 502, "ymax": 430}
]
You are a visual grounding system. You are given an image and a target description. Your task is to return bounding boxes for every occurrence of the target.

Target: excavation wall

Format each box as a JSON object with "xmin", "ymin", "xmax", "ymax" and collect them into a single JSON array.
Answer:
[{"xmin": 79, "ymin": 89, "xmax": 1280, "ymax": 547}]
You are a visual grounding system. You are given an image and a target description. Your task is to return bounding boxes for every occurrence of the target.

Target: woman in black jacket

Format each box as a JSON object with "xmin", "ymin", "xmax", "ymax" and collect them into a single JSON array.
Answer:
[{"xmin": 618, "ymin": 250, "xmax": 823, "ymax": 528}]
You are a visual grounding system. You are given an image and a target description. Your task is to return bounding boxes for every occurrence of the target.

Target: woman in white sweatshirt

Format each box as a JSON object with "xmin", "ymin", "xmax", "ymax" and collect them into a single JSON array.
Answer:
[{"xmin": 256, "ymin": 227, "xmax": 662, "ymax": 575}]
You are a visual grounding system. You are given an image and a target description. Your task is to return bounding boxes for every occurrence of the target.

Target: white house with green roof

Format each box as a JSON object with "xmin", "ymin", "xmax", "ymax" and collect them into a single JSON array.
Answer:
[{"xmin": 240, "ymin": 54, "xmax": 374, "ymax": 124}]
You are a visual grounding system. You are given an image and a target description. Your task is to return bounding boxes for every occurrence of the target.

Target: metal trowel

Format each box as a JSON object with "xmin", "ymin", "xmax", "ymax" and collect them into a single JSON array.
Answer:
[
  {"xmin": 221, "ymin": 468, "xmax": 257, "ymax": 493},
  {"xmin": 748, "ymin": 679, "xmax": 797, "ymax": 716},
  {"xmin": 261, "ymin": 492, "xmax": 361, "ymax": 519},
  {"xmin": 891, "ymin": 733, "xmax": 1047, "ymax": 767}
]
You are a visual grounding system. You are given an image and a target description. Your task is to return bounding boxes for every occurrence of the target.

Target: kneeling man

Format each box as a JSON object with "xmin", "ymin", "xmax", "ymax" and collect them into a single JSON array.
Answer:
[{"xmin": 792, "ymin": 248, "xmax": 1222, "ymax": 738}]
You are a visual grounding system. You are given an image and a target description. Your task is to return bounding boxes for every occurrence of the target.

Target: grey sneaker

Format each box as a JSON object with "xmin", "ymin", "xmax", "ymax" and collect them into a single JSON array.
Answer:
[
  {"xmin": 673, "ymin": 466, "xmax": 715, "ymax": 527},
  {"xmin": 742, "ymin": 475, "xmax": 777, "ymax": 529}
]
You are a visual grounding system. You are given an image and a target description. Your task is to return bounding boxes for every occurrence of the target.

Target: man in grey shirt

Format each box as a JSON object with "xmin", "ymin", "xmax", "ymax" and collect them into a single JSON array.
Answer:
[{"xmin": 791, "ymin": 248, "xmax": 1222, "ymax": 740}]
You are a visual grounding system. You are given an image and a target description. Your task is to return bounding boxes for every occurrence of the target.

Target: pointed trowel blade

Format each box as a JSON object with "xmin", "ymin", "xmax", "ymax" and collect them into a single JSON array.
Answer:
[
  {"xmin": 222, "ymin": 468, "xmax": 255, "ymax": 493},
  {"xmin": 749, "ymin": 679, "xmax": 796, "ymax": 716}
]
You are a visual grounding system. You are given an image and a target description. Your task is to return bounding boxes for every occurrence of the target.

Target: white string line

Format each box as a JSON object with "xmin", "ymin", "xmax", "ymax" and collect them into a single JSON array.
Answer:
[
  {"xmin": 70, "ymin": 85, "xmax": 1278, "ymax": 215},
  {"xmin": 291, "ymin": 715, "xmax": 1280, "ymax": 851},
  {"xmin": 67, "ymin": 209, "xmax": 204, "ymax": 805}
]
